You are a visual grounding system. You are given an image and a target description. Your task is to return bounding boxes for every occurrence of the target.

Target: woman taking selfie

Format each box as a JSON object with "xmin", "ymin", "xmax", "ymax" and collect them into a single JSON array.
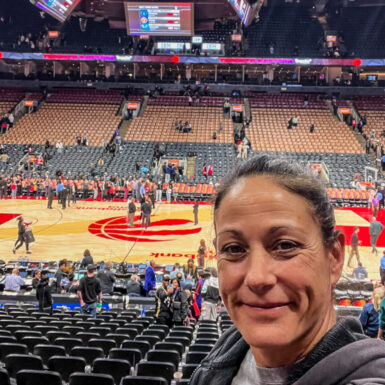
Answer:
[{"xmin": 190, "ymin": 155, "xmax": 385, "ymax": 385}]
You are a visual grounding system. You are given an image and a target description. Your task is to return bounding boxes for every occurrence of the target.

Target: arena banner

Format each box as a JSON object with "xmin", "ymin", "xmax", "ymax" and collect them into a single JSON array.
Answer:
[{"xmin": 0, "ymin": 51, "xmax": 380, "ymax": 66}]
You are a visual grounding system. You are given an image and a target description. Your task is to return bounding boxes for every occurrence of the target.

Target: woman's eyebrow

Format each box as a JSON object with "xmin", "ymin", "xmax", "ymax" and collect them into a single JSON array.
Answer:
[
  {"xmin": 217, "ymin": 229, "xmax": 243, "ymax": 237},
  {"xmin": 269, "ymin": 225, "xmax": 297, "ymax": 233}
]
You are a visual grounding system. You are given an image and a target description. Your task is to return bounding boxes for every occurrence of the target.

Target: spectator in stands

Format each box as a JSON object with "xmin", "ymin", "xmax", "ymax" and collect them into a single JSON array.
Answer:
[
  {"xmin": 184, "ymin": 258, "xmax": 197, "ymax": 281},
  {"xmin": 127, "ymin": 274, "xmax": 143, "ymax": 296},
  {"xmin": 170, "ymin": 278, "xmax": 189, "ymax": 326},
  {"xmin": 348, "ymin": 227, "xmax": 361, "ymax": 268},
  {"xmin": 51, "ymin": 260, "xmax": 67, "ymax": 294},
  {"xmin": 201, "ymin": 268, "xmax": 221, "ymax": 321},
  {"xmin": 4, "ymin": 268, "xmax": 25, "ymax": 292},
  {"xmin": 360, "ymin": 287, "xmax": 384, "ymax": 338},
  {"xmin": 193, "ymin": 270, "xmax": 205, "ymax": 315},
  {"xmin": 191, "ymin": 155, "xmax": 385, "ymax": 385},
  {"xmin": 170, "ymin": 263, "xmax": 185, "ymax": 281},
  {"xmin": 56, "ymin": 140, "xmax": 63, "ymax": 154},
  {"xmin": 144, "ymin": 260, "xmax": 156, "ymax": 296},
  {"xmin": 352, "ymin": 262, "xmax": 368, "ymax": 280},
  {"xmin": 292, "ymin": 116, "xmax": 299, "ymax": 127},
  {"xmin": 268, "ymin": 42, "xmax": 275, "ymax": 55},
  {"xmin": 156, "ymin": 179, "xmax": 163, "ymax": 202},
  {"xmin": 212, "ymin": 131, "xmax": 217, "ymax": 140},
  {"xmin": 0, "ymin": 177, "xmax": 7, "ymax": 199},
  {"xmin": 0, "ymin": 152, "xmax": 9, "ymax": 169},
  {"xmin": 36, "ymin": 272, "xmax": 52, "ymax": 314},
  {"xmin": 380, "ymin": 251, "xmax": 385, "ymax": 285},
  {"xmin": 81, "ymin": 249, "xmax": 94, "ymax": 268},
  {"xmin": 207, "ymin": 164, "xmax": 214, "ymax": 178},
  {"xmin": 366, "ymin": 139, "xmax": 371, "ymax": 155},
  {"xmin": 77, "ymin": 264, "xmax": 102, "ymax": 319},
  {"xmin": 202, "ymin": 164, "xmax": 207, "ymax": 180},
  {"xmin": 155, "ymin": 275, "xmax": 173, "ymax": 327},
  {"xmin": 372, "ymin": 194, "xmax": 380, "ymax": 218},
  {"xmin": 97, "ymin": 261, "xmax": 115, "ymax": 295},
  {"xmin": 8, "ymin": 113, "xmax": 14, "ymax": 128},
  {"xmin": 309, "ymin": 123, "xmax": 315, "ymax": 134},
  {"xmin": 32, "ymin": 270, "xmax": 41, "ymax": 289}
]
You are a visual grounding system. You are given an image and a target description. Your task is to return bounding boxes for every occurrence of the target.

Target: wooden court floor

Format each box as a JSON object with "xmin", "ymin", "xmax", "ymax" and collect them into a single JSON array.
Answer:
[{"xmin": 0, "ymin": 199, "xmax": 381, "ymax": 280}]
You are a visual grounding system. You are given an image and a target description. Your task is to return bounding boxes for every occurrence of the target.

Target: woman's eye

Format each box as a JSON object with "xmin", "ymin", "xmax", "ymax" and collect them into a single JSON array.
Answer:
[
  {"xmin": 221, "ymin": 245, "xmax": 246, "ymax": 255},
  {"xmin": 275, "ymin": 241, "xmax": 299, "ymax": 252}
]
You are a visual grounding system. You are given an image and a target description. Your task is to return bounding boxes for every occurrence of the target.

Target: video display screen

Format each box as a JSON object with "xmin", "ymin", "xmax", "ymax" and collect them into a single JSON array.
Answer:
[
  {"xmin": 227, "ymin": 0, "xmax": 260, "ymax": 26},
  {"xmin": 125, "ymin": 2, "xmax": 194, "ymax": 36},
  {"xmin": 35, "ymin": 0, "xmax": 82, "ymax": 22}
]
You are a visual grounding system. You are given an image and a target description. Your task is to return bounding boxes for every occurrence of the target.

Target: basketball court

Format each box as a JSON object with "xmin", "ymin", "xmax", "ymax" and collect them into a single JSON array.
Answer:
[{"xmin": 0, "ymin": 199, "xmax": 383, "ymax": 280}]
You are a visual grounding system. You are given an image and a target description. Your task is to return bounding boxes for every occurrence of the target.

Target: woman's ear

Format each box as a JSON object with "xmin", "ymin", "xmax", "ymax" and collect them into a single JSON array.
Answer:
[{"xmin": 329, "ymin": 230, "xmax": 345, "ymax": 288}]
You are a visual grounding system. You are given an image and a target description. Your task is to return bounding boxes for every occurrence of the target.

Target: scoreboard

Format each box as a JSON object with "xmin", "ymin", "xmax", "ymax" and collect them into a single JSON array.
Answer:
[
  {"xmin": 125, "ymin": 2, "xmax": 194, "ymax": 36},
  {"xmin": 35, "ymin": 0, "xmax": 82, "ymax": 22}
]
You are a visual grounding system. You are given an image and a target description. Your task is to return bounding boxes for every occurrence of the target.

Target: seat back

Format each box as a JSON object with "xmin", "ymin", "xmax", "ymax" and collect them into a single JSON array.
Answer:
[
  {"xmin": 147, "ymin": 349, "xmax": 180, "ymax": 369},
  {"xmin": 48, "ymin": 356, "xmax": 86, "ymax": 382},
  {"xmin": 0, "ymin": 343, "xmax": 28, "ymax": 361},
  {"xmin": 92, "ymin": 358, "xmax": 131, "ymax": 385},
  {"xmin": 137, "ymin": 361, "xmax": 176, "ymax": 385},
  {"xmin": 88, "ymin": 339, "xmax": 117, "ymax": 356},
  {"xmin": 109, "ymin": 348, "xmax": 142, "ymax": 366},
  {"xmin": 54, "ymin": 338, "xmax": 83, "ymax": 354},
  {"xmin": 16, "ymin": 369, "xmax": 62, "ymax": 385},
  {"xmin": 33, "ymin": 344, "xmax": 66, "ymax": 362},
  {"xmin": 5, "ymin": 354, "xmax": 43, "ymax": 378},
  {"xmin": 120, "ymin": 376, "xmax": 168, "ymax": 385},
  {"xmin": 69, "ymin": 372, "xmax": 115, "ymax": 385},
  {"xmin": 70, "ymin": 347, "xmax": 104, "ymax": 366}
]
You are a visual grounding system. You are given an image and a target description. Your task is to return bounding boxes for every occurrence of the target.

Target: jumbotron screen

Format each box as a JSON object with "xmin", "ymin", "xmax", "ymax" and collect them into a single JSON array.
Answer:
[
  {"xmin": 228, "ymin": 0, "xmax": 262, "ymax": 26},
  {"xmin": 35, "ymin": 0, "xmax": 82, "ymax": 22},
  {"xmin": 125, "ymin": 2, "xmax": 194, "ymax": 36}
]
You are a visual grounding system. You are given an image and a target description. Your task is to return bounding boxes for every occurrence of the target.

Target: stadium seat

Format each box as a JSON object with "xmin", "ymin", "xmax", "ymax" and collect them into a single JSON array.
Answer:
[
  {"xmin": 48, "ymin": 356, "xmax": 86, "ymax": 382},
  {"xmin": 137, "ymin": 362, "xmax": 176, "ymax": 385},
  {"xmin": 70, "ymin": 346, "xmax": 104, "ymax": 366},
  {"xmin": 54, "ymin": 337, "xmax": 83, "ymax": 354},
  {"xmin": 33, "ymin": 344, "xmax": 66, "ymax": 361},
  {"xmin": 120, "ymin": 376, "xmax": 168, "ymax": 385},
  {"xmin": 0, "ymin": 368, "xmax": 10, "ymax": 385},
  {"xmin": 186, "ymin": 351, "xmax": 209, "ymax": 364},
  {"xmin": 109, "ymin": 347, "xmax": 142, "ymax": 366},
  {"xmin": 16, "ymin": 369, "xmax": 62, "ymax": 385},
  {"xmin": 88, "ymin": 339, "xmax": 117, "ymax": 356},
  {"xmin": 147, "ymin": 349, "xmax": 180, "ymax": 369},
  {"xmin": 69, "ymin": 372, "xmax": 115, "ymax": 385},
  {"xmin": 154, "ymin": 341, "xmax": 184, "ymax": 357},
  {"xmin": 182, "ymin": 363, "xmax": 199, "ymax": 379},
  {"xmin": 5, "ymin": 354, "xmax": 43, "ymax": 378},
  {"xmin": 121, "ymin": 340, "xmax": 151, "ymax": 356},
  {"xmin": 0, "ymin": 343, "xmax": 28, "ymax": 361},
  {"xmin": 92, "ymin": 358, "xmax": 132, "ymax": 384}
]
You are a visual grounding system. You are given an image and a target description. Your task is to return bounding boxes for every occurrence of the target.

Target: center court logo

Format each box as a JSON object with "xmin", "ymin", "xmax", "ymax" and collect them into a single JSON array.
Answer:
[{"xmin": 88, "ymin": 216, "xmax": 202, "ymax": 242}]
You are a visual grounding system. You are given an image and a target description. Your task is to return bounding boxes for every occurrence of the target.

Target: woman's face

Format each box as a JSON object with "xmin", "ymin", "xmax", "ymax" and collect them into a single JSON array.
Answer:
[
  {"xmin": 214, "ymin": 176, "xmax": 344, "ymax": 362},
  {"xmin": 172, "ymin": 279, "xmax": 179, "ymax": 290}
]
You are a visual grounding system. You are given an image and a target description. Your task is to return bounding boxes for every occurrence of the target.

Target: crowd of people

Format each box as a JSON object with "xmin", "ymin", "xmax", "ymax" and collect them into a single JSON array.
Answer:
[{"xmin": 0, "ymin": 113, "xmax": 14, "ymax": 134}]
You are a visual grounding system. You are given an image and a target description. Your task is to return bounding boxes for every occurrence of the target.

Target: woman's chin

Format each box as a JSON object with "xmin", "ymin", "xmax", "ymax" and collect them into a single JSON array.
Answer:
[{"xmin": 240, "ymin": 324, "xmax": 298, "ymax": 351}]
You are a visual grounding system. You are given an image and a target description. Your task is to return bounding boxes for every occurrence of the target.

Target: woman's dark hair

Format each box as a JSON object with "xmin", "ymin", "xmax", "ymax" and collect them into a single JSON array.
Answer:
[
  {"xmin": 83, "ymin": 249, "xmax": 91, "ymax": 257},
  {"xmin": 172, "ymin": 278, "xmax": 181, "ymax": 288},
  {"xmin": 214, "ymin": 155, "xmax": 336, "ymax": 247}
]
